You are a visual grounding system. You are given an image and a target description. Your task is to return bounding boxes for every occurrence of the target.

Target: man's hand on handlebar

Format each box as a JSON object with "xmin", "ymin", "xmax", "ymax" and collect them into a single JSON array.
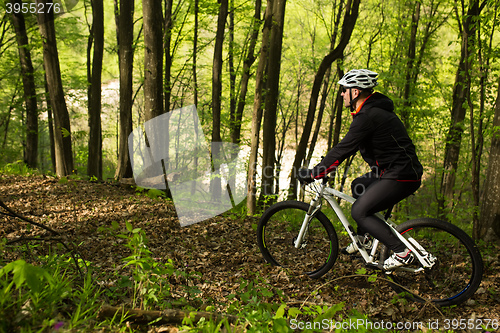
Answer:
[{"xmin": 297, "ymin": 169, "xmax": 314, "ymax": 184}]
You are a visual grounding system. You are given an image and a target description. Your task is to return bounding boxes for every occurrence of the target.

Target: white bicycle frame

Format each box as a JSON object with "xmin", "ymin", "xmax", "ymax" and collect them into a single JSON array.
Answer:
[{"xmin": 295, "ymin": 181, "xmax": 436, "ymax": 272}]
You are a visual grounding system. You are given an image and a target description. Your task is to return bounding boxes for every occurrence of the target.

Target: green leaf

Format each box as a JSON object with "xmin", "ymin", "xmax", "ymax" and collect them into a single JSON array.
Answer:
[
  {"xmin": 2, "ymin": 260, "xmax": 53, "ymax": 294},
  {"xmin": 126, "ymin": 221, "xmax": 133, "ymax": 232},
  {"xmin": 356, "ymin": 267, "xmax": 367, "ymax": 275},
  {"xmin": 288, "ymin": 307, "xmax": 302, "ymax": 318},
  {"xmin": 61, "ymin": 127, "xmax": 71, "ymax": 138},
  {"xmin": 273, "ymin": 303, "xmax": 286, "ymax": 319},
  {"xmin": 314, "ymin": 303, "xmax": 344, "ymax": 322}
]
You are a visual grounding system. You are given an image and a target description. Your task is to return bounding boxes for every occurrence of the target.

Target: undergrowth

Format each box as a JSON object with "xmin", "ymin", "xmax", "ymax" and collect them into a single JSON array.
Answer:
[{"xmin": 0, "ymin": 222, "xmax": 392, "ymax": 332}]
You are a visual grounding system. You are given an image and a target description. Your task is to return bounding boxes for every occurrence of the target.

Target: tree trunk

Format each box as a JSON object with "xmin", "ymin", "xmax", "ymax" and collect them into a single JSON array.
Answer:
[
  {"xmin": 231, "ymin": 0, "xmax": 261, "ymax": 148},
  {"xmin": 259, "ymin": 0, "xmax": 287, "ymax": 204},
  {"xmin": 193, "ymin": 0, "xmax": 199, "ymax": 115},
  {"xmin": 97, "ymin": 305, "xmax": 238, "ymax": 325},
  {"xmin": 471, "ymin": 4, "xmax": 495, "ymax": 239},
  {"xmin": 327, "ymin": 65, "xmax": 344, "ymax": 151},
  {"xmin": 36, "ymin": 0, "xmax": 74, "ymax": 176},
  {"xmin": 228, "ymin": 0, "xmax": 236, "ymax": 140},
  {"xmin": 11, "ymin": 2, "xmax": 38, "ymax": 169},
  {"xmin": 87, "ymin": 0, "xmax": 104, "ymax": 180},
  {"xmin": 210, "ymin": 0, "xmax": 229, "ymax": 202},
  {"xmin": 400, "ymin": 0, "xmax": 420, "ymax": 129},
  {"xmin": 143, "ymin": 0, "xmax": 164, "ymax": 121},
  {"xmin": 438, "ymin": 0, "xmax": 481, "ymax": 217},
  {"xmin": 478, "ymin": 75, "xmax": 500, "ymax": 243},
  {"xmin": 44, "ymin": 72, "xmax": 56, "ymax": 172},
  {"xmin": 164, "ymin": 0, "xmax": 173, "ymax": 114},
  {"xmin": 305, "ymin": 11, "xmax": 343, "ymax": 167},
  {"xmin": 163, "ymin": 0, "xmax": 173, "ymax": 176},
  {"xmin": 114, "ymin": 0, "xmax": 134, "ymax": 180},
  {"xmin": 288, "ymin": 0, "xmax": 360, "ymax": 200},
  {"xmin": 304, "ymin": 73, "xmax": 330, "ymax": 168},
  {"xmin": 246, "ymin": 0, "xmax": 273, "ymax": 215}
]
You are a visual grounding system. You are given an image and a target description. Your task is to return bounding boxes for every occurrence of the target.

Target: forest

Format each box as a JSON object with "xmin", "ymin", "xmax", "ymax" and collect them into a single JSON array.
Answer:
[{"xmin": 0, "ymin": 0, "xmax": 499, "ymax": 331}]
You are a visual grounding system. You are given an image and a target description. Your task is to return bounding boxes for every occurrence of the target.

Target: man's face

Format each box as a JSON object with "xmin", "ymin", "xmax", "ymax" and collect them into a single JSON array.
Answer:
[{"xmin": 341, "ymin": 87, "xmax": 359, "ymax": 108}]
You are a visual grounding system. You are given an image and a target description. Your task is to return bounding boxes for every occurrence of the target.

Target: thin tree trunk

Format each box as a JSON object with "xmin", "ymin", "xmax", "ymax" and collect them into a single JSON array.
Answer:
[
  {"xmin": 232, "ymin": 0, "xmax": 261, "ymax": 149},
  {"xmin": 305, "ymin": 15, "xmax": 341, "ymax": 167},
  {"xmin": 193, "ymin": 0, "xmax": 199, "ymax": 115},
  {"xmin": 288, "ymin": 0, "xmax": 360, "ymax": 200},
  {"xmin": 472, "ymin": 3, "xmax": 496, "ymax": 239},
  {"xmin": 438, "ymin": 0, "xmax": 482, "ymax": 217},
  {"xmin": 479, "ymin": 75, "xmax": 500, "ymax": 243},
  {"xmin": 401, "ymin": 0, "xmax": 420, "ymax": 129},
  {"xmin": 327, "ymin": 64, "xmax": 344, "ymax": 151},
  {"xmin": 143, "ymin": 0, "xmax": 164, "ymax": 121},
  {"xmin": 36, "ymin": 0, "xmax": 74, "ymax": 176},
  {"xmin": 115, "ymin": 0, "xmax": 134, "ymax": 180},
  {"xmin": 163, "ymin": 0, "xmax": 173, "ymax": 177},
  {"xmin": 87, "ymin": 0, "xmax": 104, "ymax": 180},
  {"xmin": 164, "ymin": 0, "xmax": 173, "ymax": 114},
  {"xmin": 325, "ymin": 0, "xmax": 344, "ymax": 152},
  {"xmin": 44, "ymin": 72, "xmax": 56, "ymax": 172},
  {"xmin": 305, "ymin": 70, "xmax": 331, "ymax": 167},
  {"xmin": 11, "ymin": 2, "xmax": 38, "ymax": 169},
  {"xmin": 229, "ymin": 0, "xmax": 236, "ymax": 140},
  {"xmin": 259, "ymin": 0, "xmax": 286, "ymax": 205},
  {"xmin": 246, "ymin": 0, "xmax": 273, "ymax": 215},
  {"xmin": 211, "ymin": 0, "xmax": 228, "ymax": 202}
]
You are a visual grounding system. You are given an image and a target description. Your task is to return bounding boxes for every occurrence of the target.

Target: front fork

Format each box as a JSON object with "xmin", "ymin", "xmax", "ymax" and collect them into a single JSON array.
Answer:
[{"xmin": 294, "ymin": 189, "xmax": 323, "ymax": 249}]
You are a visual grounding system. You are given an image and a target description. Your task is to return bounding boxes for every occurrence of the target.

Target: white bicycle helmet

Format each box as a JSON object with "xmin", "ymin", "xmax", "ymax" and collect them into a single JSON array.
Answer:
[{"xmin": 338, "ymin": 69, "xmax": 378, "ymax": 89}]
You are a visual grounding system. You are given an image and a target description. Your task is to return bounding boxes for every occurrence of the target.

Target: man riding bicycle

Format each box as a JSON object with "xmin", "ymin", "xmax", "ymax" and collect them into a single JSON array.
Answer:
[{"xmin": 298, "ymin": 69, "xmax": 423, "ymax": 271}]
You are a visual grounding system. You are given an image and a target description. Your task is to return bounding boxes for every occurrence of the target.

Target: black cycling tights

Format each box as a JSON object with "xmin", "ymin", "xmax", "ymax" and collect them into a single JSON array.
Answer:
[{"xmin": 350, "ymin": 172, "xmax": 421, "ymax": 253}]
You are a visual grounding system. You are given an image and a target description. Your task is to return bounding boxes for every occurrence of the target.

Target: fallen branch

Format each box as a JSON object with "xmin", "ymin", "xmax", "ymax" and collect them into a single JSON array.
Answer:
[
  {"xmin": 0, "ymin": 197, "xmax": 87, "ymax": 278},
  {"xmin": 0, "ymin": 198, "xmax": 59, "ymax": 236},
  {"xmin": 97, "ymin": 305, "xmax": 239, "ymax": 326}
]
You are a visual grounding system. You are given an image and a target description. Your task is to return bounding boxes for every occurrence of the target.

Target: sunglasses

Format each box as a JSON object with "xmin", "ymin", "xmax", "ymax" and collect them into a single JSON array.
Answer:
[{"xmin": 341, "ymin": 87, "xmax": 349, "ymax": 93}]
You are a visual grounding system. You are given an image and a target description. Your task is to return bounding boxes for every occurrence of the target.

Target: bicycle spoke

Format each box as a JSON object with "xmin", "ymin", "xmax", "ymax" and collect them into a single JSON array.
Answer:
[
  {"xmin": 257, "ymin": 201, "xmax": 338, "ymax": 279},
  {"xmin": 384, "ymin": 218, "xmax": 483, "ymax": 306}
]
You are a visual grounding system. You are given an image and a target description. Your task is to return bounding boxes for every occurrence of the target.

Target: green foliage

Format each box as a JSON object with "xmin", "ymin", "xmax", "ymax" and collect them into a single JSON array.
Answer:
[
  {"xmin": 135, "ymin": 186, "xmax": 169, "ymax": 200},
  {"xmin": 0, "ymin": 160, "xmax": 38, "ymax": 176},
  {"xmin": 119, "ymin": 222, "xmax": 175, "ymax": 310},
  {"xmin": 0, "ymin": 254, "xmax": 101, "ymax": 332}
]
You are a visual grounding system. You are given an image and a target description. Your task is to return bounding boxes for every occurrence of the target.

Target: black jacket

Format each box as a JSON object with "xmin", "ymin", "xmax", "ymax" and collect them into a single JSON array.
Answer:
[{"xmin": 311, "ymin": 92, "xmax": 423, "ymax": 181}]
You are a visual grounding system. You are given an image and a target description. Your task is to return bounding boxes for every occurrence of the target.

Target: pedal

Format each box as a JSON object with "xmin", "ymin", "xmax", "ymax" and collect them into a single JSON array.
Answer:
[{"xmin": 365, "ymin": 262, "xmax": 383, "ymax": 271}]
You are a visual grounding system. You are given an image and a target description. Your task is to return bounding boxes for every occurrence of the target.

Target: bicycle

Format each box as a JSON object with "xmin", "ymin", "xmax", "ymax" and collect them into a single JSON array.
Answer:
[{"xmin": 256, "ymin": 178, "xmax": 484, "ymax": 306}]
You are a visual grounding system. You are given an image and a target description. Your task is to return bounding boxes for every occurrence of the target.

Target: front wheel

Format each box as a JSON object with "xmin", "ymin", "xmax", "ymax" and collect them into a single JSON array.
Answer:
[
  {"xmin": 381, "ymin": 218, "xmax": 483, "ymax": 306},
  {"xmin": 257, "ymin": 201, "xmax": 339, "ymax": 279}
]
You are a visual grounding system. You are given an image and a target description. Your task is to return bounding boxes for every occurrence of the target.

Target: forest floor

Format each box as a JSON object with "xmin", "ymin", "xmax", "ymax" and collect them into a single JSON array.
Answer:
[{"xmin": 1, "ymin": 174, "xmax": 499, "ymax": 332}]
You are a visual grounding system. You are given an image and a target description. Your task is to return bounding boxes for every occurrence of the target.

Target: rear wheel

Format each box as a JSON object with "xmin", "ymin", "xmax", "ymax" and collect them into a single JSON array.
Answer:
[
  {"xmin": 381, "ymin": 218, "xmax": 483, "ymax": 306},
  {"xmin": 257, "ymin": 201, "xmax": 339, "ymax": 279}
]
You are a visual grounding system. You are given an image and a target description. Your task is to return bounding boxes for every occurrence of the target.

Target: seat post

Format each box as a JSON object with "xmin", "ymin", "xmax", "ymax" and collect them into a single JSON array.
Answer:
[{"xmin": 384, "ymin": 205, "xmax": 394, "ymax": 220}]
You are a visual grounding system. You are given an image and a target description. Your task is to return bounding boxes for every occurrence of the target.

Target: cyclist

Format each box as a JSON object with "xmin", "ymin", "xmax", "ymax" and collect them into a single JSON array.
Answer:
[{"xmin": 297, "ymin": 69, "xmax": 423, "ymax": 270}]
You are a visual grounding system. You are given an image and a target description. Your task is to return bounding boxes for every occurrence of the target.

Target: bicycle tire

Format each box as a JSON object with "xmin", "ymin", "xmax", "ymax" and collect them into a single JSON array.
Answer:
[
  {"xmin": 257, "ymin": 200, "xmax": 339, "ymax": 279},
  {"xmin": 381, "ymin": 218, "xmax": 483, "ymax": 306}
]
